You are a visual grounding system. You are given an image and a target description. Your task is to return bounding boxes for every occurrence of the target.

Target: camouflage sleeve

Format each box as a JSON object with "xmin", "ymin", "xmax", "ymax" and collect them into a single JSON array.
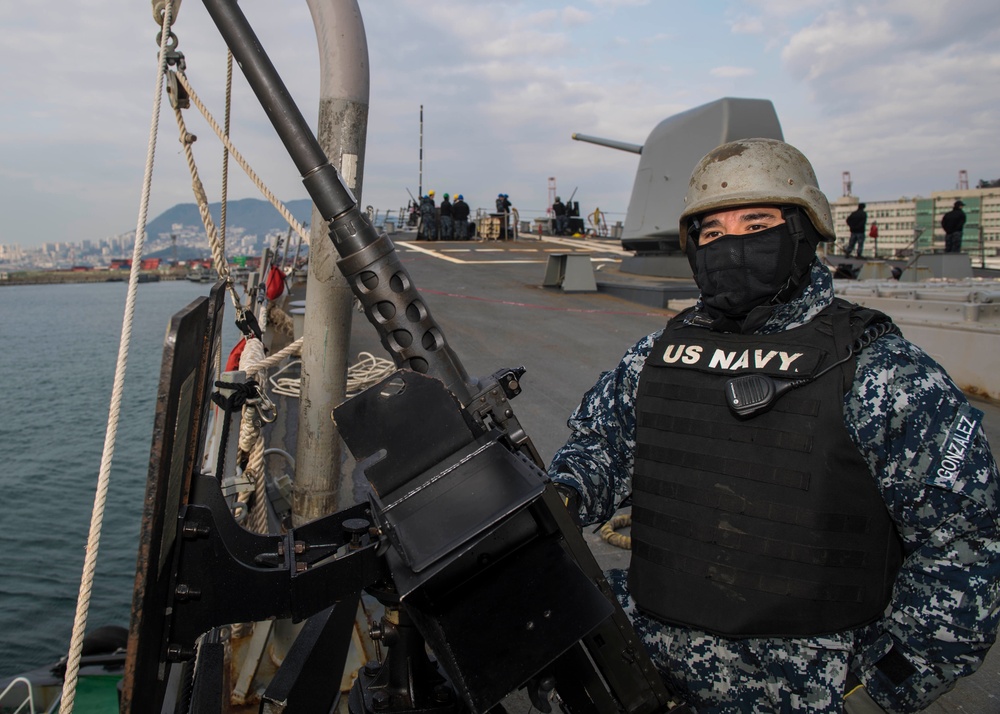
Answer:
[
  {"xmin": 548, "ymin": 331, "xmax": 660, "ymax": 526},
  {"xmin": 845, "ymin": 334, "xmax": 1000, "ymax": 712}
]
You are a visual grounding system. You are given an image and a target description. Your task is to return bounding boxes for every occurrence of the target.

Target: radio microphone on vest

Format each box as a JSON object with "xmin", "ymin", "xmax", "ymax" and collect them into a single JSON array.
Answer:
[{"xmin": 725, "ymin": 374, "xmax": 800, "ymax": 418}]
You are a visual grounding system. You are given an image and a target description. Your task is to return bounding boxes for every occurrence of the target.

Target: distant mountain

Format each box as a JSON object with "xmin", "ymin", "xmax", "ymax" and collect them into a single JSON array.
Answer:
[{"xmin": 145, "ymin": 198, "xmax": 313, "ymax": 239}]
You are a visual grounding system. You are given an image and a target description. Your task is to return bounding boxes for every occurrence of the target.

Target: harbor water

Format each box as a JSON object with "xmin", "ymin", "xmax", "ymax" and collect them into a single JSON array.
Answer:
[{"xmin": 0, "ymin": 280, "xmax": 239, "ymax": 676}]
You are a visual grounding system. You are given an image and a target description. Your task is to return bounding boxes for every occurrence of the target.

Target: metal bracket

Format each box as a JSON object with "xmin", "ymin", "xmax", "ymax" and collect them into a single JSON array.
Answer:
[{"xmin": 465, "ymin": 366, "xmax": 543, "ymax": 467}]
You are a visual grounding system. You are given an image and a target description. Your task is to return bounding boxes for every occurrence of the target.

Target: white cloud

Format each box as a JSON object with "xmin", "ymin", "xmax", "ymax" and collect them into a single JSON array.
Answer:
[
  {"xmin": 3, "ymin": 0, "xmax": 999, "ymax": 247},
  {"xmin": 587, "ymin": 0, "xmax": 651, "ymax": 8},
  {"xmin": 773, "ymin": 0, "xmax": 1000, "ymax": 200},
  {"xmin": 562, "ymin": 7, "xmax": 594, "ymax": 25},
  {"xmin": 729, "ymin": 15, "xmax": 764, "ymax": 35},
  {"xmin": 709, "ymin": 66, "xmax": 756, "ymax": 78}
]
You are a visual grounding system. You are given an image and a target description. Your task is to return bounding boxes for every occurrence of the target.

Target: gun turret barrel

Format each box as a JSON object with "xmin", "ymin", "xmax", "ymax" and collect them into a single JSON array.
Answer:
[
  {"xmin": 571, "ymin": 133, "xmax": 643, "ymax": 154},
  {"xmin": 202, "ymin": 0, "xmax": 472, "ymax": 402}
]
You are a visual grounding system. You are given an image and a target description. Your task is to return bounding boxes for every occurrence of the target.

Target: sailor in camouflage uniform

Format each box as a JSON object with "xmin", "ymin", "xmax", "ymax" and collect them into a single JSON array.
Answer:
[
  {"xmin": 419, "ymin": 190, "xmax": 437, "ymax": 241},
  {"xmin": 550, "ymin": 139, "xmax": 1000, "ymax": 713}
]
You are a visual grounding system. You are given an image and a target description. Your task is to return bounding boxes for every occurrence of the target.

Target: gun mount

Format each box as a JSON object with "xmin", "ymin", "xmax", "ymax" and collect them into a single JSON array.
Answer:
[
  {"xmin": 575, "ymin": 97, "xmax": 783, "ymax": 257},
  {"xmin": 121, "ymin": 2, "xmax": 679, "ymax": 713}
]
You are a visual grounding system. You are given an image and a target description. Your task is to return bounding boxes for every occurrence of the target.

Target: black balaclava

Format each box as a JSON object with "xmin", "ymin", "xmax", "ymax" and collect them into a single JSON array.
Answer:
[{"xmin": 686, "ymin": 206, "xmax": 820, "ymax": 325}]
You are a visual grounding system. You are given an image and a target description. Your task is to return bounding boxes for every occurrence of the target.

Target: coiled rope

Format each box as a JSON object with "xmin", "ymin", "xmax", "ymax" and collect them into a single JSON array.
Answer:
[
  {"xmin": 347, "ymin": 352, "xmax": 397, "ymax": 397},
  {"xmin": 269, "ymin": 360, "xmax": 304, "ymax": 398},
  {"xmin": 599, "ymin": 513, "xmax": 632, "ymax": 550},
  {"xmin": 266, "ymin": 351, "xmax": 395, "ymax": 401},
  {"xmin": 59, "ymin": 5, "xmax": 175, "ymax": 712}
]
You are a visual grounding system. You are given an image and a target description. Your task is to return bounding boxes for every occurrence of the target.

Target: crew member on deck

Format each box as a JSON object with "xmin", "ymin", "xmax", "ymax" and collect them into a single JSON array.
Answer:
[
  {"xmin": 452, "ymin": 194, "xmax": 470, "ymax": 240},
  {"xmin": 496, "ymin": 193, "xmax": 513, "ymax": 239},
  {"xmin": 942, "ymin": 200, "xmax": 967, "ymax": 253},
  {"xmin": 419, "ymin": 190, "xmax": 437, "ymax": 241},
  {"xmin": 439, "ymin": 193, "xmax": 454, "ymax": 240},
  {"xmin": 552, "ymin": 196, "xmax": 568, "ymax": 236}
]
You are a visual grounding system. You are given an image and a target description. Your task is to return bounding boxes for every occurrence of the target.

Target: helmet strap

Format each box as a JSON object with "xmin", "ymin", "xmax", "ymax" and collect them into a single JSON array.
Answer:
[
  {"xmin": 771, "ymin": 207, "xmax": 819, "ymax": 303},
  {"xmin": 684, "ymin": 218, "xmax": 701, "ymax": 273}
]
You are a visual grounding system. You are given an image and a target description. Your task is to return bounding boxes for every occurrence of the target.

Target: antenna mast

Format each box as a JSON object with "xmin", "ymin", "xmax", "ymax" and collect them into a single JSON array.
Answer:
[{"xmin": 419, "ymin": 105, "xmax": 424, "ymax": 199}]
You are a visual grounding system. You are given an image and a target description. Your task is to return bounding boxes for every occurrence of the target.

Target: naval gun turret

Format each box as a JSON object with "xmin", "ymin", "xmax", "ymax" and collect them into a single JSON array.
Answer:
[{"xmin": 574, "ymin": 97, "xmax": 782, "ymax": 274}]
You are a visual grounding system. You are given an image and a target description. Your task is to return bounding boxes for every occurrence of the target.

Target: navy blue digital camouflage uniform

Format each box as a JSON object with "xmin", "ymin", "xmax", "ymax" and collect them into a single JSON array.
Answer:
[
  {"xmin": 419, "ymin": 196, "xmax": 437, "ymax": 240},
  {"xmin": 549, "ymin": 261, "xmax": 1000, "ymax": 713}
]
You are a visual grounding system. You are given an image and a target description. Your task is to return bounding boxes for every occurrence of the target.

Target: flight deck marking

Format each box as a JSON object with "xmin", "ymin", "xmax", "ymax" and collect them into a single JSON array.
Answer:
[
  {"xmin": 397, "ymin": 237, "xmax": 624, "ymax": 265},
  {"xmin": 396, "ymin": 242, "xmax": 545, "ymax": 265},
  {"xmin": 397, "ymin": 241, "xmax": 466, "ymax": 263}
]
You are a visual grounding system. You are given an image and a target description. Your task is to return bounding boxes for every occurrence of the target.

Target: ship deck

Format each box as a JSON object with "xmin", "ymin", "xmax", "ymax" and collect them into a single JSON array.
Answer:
[{"xmin": 344, "ymin": 230, "xmax": 1000, "ymax": 713}]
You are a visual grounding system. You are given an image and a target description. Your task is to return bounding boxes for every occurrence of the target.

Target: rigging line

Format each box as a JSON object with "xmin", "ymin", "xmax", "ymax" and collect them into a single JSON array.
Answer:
[
  {"xmin": 254, "ymin": 337, "xmax": 305, "ymax": 370},
  {"xmin": 219, "ymin": 50, "xmax": 233, "ymax": 251},
  {"xmin": 59, "ymin": 4, "xmax": 176, "ymax": 712},
  {"xmin": 216, "ymin": 50, "xmax": 234, "ymax": 378},
  {"xmin": 172, "ymin": 101, "xmax": 243, "ymax": 313},
  {"xmin": 174, "ymin": 70, "xmax": 310, "ymax": 245}
]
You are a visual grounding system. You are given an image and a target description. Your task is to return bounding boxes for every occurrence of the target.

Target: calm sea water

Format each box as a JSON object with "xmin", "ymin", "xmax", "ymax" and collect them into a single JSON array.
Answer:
[{"xmin": 0, "ymin": 280, "xmax": 239, "ymax": 676}]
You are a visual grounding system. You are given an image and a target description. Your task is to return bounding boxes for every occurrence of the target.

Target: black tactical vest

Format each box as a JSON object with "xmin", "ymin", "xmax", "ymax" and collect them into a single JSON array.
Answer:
[{"xmin": 630, "ymin": 300, "xmax": 903, "ymax": 637}]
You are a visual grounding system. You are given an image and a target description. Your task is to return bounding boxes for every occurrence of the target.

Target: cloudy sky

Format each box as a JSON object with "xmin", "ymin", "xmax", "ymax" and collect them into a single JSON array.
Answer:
[{"xmin": 2, "ymin": 0, "xmax": 998, "ymax": 248}]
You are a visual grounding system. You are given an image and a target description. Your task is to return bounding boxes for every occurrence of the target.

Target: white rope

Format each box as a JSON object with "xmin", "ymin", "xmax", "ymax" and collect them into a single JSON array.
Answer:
[
  {"xmin": 265, "ymin": 351, "xmax": 394, "ymax": 400},
  {"xmin": 256, "ymin": 338, "xmax": 305, "ymax": 370},
  {"xmin": 269, "ymin": 359, "xmax": 302, "ymax": 398},
  {"xmin": 174, "ymin": 70, "xmax": 310, "ymax": 245},
  {"xmin": 237, "ymin": 338, "xmax": 268, "ymax": 454},
  {"xmin": 218, "ymin": 50, "xmax": 233, "ymax": 251},
  {"xmin": 347, "ymin": 352, "xmax": 396, "ymax": 397},
  {"xmin": 59, "ymin": 4, "xmax": 175, "ymax": 711},
  {"xmin": 268, "ymin": 350, "xmax": 396, "ymax": 399},
  {"xmin": 231, "ymin": 338, "xmax": 304, "ymax": 534},
  {"xmin": 171, "ymin": 102, "xmax": 242, "ymax": 313},
  {"xmin": 238, "ymin": 338, "xmax": 270, "ymax": 534}
]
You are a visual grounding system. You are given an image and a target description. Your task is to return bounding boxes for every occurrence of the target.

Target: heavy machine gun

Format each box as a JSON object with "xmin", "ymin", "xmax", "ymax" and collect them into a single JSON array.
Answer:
[{"xmin": 121, "ymin": 2, "xmax": 679, "ymax": 712}]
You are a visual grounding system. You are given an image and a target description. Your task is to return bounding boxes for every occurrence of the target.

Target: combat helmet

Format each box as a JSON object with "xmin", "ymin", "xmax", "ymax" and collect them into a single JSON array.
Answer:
[{"xmin": 679, "ymin": 138, "xmax": 834, "ymax": 250}]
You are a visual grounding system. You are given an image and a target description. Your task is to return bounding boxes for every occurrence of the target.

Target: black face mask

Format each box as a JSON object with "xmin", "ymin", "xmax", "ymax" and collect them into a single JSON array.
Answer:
[{"xmin": 688, "ymin": 223, "xmax": 797, "ymax": 318}]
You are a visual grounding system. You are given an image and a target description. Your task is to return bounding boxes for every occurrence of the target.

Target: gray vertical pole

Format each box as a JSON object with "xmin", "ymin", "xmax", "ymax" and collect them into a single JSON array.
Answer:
[
  {"xmin": 295, "ymin": 0, "xmax": 370, "ymax": 524},
  {"xmin": 980, "ymin": 223, "xmax": 986, "ymax": 269},
  {"xmin": 419, "ymin": 104, "xmax": 423, "ymax": 199}
]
